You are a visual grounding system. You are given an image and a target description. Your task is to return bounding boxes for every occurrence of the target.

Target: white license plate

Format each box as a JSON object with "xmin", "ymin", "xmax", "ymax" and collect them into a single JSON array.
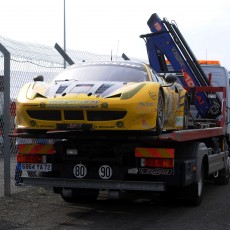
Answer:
[{"xmin": 21, "ymin": 163, "xmax": 52, "ymax": 172}]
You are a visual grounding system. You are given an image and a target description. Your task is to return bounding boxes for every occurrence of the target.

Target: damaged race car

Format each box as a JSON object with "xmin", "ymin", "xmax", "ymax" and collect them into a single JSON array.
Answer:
[{"xmin": 16, "ymin": 61, "xmax": 188, "ymax": 135}]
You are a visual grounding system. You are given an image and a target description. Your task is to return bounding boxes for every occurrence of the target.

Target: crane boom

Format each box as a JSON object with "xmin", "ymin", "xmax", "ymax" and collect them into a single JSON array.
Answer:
[{"xmin": 140, "ymin": 13, "xmax": 221, "ymax": 118}]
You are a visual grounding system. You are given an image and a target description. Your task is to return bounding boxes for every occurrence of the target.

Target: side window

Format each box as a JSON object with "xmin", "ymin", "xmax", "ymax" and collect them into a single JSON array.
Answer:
[{"xmin": 152, "ymin": 71, "xmax": 164, "ymax": 83}]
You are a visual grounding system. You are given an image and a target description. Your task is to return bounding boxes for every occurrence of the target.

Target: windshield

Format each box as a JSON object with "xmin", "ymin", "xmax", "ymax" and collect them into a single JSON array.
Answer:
[{"xmin": 53, "ymin": 64, "xmax": 149, "ymax": 83}]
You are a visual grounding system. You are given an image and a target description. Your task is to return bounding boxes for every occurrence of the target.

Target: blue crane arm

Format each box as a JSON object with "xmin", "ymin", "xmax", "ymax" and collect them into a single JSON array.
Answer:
[{"xmin": 140, "ymin": 13, "xmax": 221, "ymax": 118}]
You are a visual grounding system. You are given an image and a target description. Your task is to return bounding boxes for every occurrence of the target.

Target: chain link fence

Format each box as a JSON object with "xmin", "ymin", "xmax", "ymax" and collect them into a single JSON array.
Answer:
[{"xmin": 0, "ymin": 35, "xmax": 144, "ymax": 196}]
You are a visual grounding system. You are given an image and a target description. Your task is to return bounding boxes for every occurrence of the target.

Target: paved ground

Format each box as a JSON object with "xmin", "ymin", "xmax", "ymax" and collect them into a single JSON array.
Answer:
[
  {"xmin": 0, "ymin": 180, "xmax": 230, "ymax": 230},
  {"xmin": 1, "ymin": 153, "xmax": 230, "ymax": 230}
]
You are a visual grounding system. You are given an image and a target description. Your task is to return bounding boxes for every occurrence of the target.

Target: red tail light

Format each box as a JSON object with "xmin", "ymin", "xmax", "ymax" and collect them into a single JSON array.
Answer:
[
  {"xmin": 141, "ymin": 158, "xmax": 174, "ymax": 168},
  {"xmin": 17, "ymin": 154, "xmax": 43, "ymax": 163}
]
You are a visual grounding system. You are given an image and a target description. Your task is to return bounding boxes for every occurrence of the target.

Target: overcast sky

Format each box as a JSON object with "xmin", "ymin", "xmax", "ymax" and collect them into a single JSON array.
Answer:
[{"xmin": 1, "ymin": 0, "xmax": 230, "ymax": 69}]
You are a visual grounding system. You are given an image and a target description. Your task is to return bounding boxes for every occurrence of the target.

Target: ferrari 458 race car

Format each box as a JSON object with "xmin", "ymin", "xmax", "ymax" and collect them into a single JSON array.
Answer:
[{"xmin": 16, "ymin": 61, "xmax": 188, "ymax": 134}]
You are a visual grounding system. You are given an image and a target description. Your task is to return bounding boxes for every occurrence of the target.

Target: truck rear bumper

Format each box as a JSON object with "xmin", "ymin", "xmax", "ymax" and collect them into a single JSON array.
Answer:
[{"xmin": 21, "ymin": 177, "xmax": 166, "ymax": 192}]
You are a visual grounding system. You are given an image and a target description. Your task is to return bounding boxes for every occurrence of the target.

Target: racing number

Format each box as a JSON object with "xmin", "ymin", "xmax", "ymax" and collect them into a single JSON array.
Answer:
[
  {"xmin": 73, "ymin": 164, "xmax": 87, "ymax": 178},
  {"xmin": 99, "ymin": 165, "xmax": 112, "ymax": 179}
]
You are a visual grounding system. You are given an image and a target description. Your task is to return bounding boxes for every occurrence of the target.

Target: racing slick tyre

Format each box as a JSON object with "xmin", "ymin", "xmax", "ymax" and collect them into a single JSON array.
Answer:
[
  {"xmin": 156, "ymin": 90, "xmax": 164, "ymax": 135},
  {"xmin": 61, "ymin": 188, "xmax": 99, "ymax": 203}
]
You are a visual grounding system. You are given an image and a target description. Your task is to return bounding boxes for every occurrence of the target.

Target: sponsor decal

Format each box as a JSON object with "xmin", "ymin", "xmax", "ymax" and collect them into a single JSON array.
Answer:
[
  {"xmin": 36, "ymin": 125, "xmax": 55, "ymax": 128},
  {"xmin": 148, "ymin": 91, "xmax": 157, "ymax": 100},
  {"xmin": 171, "ymin": 47, "xmax": 206, "ymax": 107},
  {"xmin": 139, "ymin": 167, "xmax": 173, "ymax": 175},
  {"xmin": 137, "ymin": 102, "xmax": 154, "ymax": 107},
  {"xmin": 171, "ymin": 47, "xmax": 194, "ymax": 87},
  {"xmin": 154, "ymin": 22, "xmax": 162, "ymax": 31},
  {"xmin": 136, "ymin": 102, "xmax": 154, "ymax": 114},
  {"xmin": 183, "ymin": 70, "xmax": 195, "ymax": 87},
  {"xmin": 94, "ymin": 125, "xmax": 115, "ymax": 129},
  {"xmin": 44, "ymin": 100, "xmax": 100, "ymax": 108},
  {"xmin": 172, "ymin": 47, "xmax": 185, "ymax": 69},
  {"xmin": 57, "ymin": 124, "xmax": 92, "ymax": 130},
  {"xmin": 176, "ymin": 116, "xmax": 183, "ymax": 127}
]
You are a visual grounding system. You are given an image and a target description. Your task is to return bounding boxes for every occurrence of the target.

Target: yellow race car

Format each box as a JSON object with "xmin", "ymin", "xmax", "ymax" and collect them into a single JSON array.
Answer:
[{"xmin": 16, "ymin": 61, "xmax": 188, "ymax": 134}]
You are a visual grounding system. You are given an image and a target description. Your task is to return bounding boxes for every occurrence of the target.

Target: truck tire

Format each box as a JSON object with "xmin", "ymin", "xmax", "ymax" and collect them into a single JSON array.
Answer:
[
  {"xmin": 156, "ymin": 90, "xmax": 164, "ymax": 135},
  {"xmin": 175, "ymin": 142, "xmax": 206, "ymax": 206},
  {"xmin": 186, "ymin": 164, "xmax": 204, "ymax": 206},
  {"xmin": 61, "ymin": 188, "xmax": 99, "ymax": 203}
]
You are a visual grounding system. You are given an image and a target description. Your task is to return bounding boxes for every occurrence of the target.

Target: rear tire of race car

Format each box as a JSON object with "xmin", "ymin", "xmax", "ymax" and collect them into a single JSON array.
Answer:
[
  {"xmin": 61, "ymin": 188, "xmax": 99, "ymax": 203},
  {"xmin": 156, "ymin": 90, "xmax": 164, "ymax": 135}
]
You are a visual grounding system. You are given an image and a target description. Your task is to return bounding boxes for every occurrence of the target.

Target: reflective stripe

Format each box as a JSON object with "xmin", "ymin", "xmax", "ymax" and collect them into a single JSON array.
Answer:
[
  {"xmin": 135, "ymin": 148, "xmax": 174, "ymax": 158},
  {"xmin": 18, "ymin": 144, "xmax": 54, "ymax": 154}
]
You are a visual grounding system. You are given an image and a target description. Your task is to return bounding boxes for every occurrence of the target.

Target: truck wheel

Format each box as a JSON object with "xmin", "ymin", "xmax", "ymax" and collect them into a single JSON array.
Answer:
[
  {"xmin": 186, "ymin": 165, "xmax": 204, "ymax": 206},
  {"xmin": 156, "ymin": 90, "xmax": 164, "ymax": 135},
  {"xmin": 61, "ymin": 188, "xmax": 99, "ymax": 203}
]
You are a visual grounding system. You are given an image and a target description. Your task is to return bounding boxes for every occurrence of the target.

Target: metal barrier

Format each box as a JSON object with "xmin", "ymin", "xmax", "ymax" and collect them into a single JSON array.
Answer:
[
  {"xmin": 0, "ymin": 44, "xmax": 10, "ymax": 196},
  {"xmin": 0, "ymin": 35, "xmax": 142, "ymax": 196}
]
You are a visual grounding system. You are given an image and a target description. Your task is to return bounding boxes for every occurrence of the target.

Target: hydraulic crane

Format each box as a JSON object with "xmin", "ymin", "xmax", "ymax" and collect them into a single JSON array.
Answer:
[{"xmin": 140, "ymin": 13, "xmax": 222, "ymax": 118}]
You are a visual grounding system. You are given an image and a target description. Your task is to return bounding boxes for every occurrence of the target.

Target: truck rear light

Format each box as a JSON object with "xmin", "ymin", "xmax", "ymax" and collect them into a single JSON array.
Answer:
[
  {"xmin": 66, "ymin": 149, "xmax": 78, "ymax": 155},
  {"xmin": 135, "ymin": 147, "xmax": 174, "ymax": 158},
  {"xmin": 18, "ymin": 144, "xmax": 55, "ymax": 154},
  {"xmin": 17, "ymin": 154, "xmax": 43, "ymax": 163},
  {"xmin": 141, "ymin": 158, "xmax": 174, "ymax": 168},
  {"xmin": 136, "ymin": 148, "xmax": 174, "ymax": 168}
]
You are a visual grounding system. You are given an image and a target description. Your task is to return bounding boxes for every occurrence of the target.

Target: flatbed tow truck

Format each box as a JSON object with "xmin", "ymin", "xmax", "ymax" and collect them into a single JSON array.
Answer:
[{"xmin": 13, "ymin": 14, "xmax": 230, "ymax": 206}]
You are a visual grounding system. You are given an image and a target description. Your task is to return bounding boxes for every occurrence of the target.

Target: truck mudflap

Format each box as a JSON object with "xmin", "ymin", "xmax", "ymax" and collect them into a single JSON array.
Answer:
[{"xmin": 21, "ymin": 177, "xmax": 166, "ymax": 192}]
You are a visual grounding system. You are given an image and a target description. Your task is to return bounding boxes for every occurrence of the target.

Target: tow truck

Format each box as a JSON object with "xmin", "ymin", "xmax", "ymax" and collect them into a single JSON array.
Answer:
[{"xmin": 13, "ymin": 13, "xmax": 230, "ymax": 206}]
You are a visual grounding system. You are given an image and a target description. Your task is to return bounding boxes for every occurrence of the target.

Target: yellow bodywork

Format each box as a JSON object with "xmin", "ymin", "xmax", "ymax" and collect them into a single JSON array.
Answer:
[{"xmin": 16, "ymin": 62, "xmax": 187, "ymax": 133}]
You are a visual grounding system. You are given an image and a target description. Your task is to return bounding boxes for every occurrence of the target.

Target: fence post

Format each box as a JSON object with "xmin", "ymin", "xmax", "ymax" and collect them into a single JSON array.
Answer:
[{"xmin": 0, "ymin": 43, "xmax": 11, "ymax": 196}]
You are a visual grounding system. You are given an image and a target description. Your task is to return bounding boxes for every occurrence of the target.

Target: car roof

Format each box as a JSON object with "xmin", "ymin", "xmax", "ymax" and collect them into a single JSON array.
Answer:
[{"xmin": 67, "ymin": 61, "xmax": 147, "ymax": 71}]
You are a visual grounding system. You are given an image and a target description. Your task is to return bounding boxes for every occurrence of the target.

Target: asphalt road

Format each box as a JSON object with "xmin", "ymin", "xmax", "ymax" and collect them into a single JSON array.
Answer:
[{"xmin": 0, "ymin": 180, "xmax": 230, "ymax": 230}]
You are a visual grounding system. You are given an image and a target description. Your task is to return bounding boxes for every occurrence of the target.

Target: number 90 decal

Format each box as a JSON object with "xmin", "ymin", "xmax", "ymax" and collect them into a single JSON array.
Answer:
[{"xmin": 99, "ymin": 165, "xmax": 112, "ymax": 179}]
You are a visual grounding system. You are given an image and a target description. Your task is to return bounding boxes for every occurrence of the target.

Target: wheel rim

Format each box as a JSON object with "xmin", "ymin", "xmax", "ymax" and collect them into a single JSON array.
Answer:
[
  {"xmin": 198, "ymin": 167, "xmax": 204, "ymax": 197},
  {"xmin": 198, "ymin": 175, "xmax": 203, "ymax": 196},
  {"xmin": 157, "ymin": 92, "xmax": 164, "ymax": 130}
]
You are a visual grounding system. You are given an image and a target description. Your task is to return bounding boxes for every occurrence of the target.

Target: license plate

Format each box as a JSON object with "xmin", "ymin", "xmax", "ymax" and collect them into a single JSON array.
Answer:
[
  {"xmin": 57, "ymin": 124, "xmax": 92, "ymax": 130},
  {"xmin": 21, "ymin": 163, "xmax": 52, "ymax": 172}
]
